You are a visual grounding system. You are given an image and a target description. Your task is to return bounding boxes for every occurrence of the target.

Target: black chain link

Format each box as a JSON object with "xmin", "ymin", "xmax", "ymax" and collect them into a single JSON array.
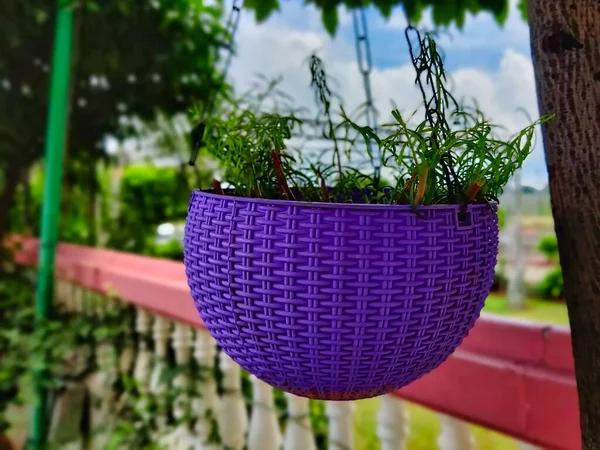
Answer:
[
  {"xmin": 352, "ymin": 8, "xmax": 381, "ymax": 181},
  {"xmin": 405, "ymin": 24, "xmax": 461, "ymax": 203}
]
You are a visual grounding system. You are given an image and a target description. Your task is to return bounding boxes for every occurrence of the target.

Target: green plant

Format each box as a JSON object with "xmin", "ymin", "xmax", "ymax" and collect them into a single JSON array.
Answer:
[
  {"xmin": 491, "ymin": 270, "xmax": 507, "ymax": 293},
  {"xmin": 538, "ymin": 235, "xmax": 559, "ymax": 261},
  {"xmin": 537, "ymin": 266, "xmax": 564, "ymax": 300},
  {"xmin": 193, "ymin": 28, "xmax": 551, "ymax": 207},
  {"xmin": 0, "ymin": 270, "xmax": 101, "ymax": 435},
  {"xmin": 150, "ymin": 240, "xmax": 184, "ymax": 261},
  {"xmin": 106, "ymin": 165, "xmax": 209, "ymax": 255},
  {"xmin": 0, "ymin": 0, "xmax": 227, "ymax": 246},
  {"xmin": 497, "ymin": 208, "xmax": 506, "ymax": 229}
]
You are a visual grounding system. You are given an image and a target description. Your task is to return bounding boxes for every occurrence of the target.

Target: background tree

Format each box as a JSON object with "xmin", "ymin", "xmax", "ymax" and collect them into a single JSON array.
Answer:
[
  {"xmin": 247, "ymin": 0, "xmax": 600, "ymax": 447},
  {"xmin": 0, "ymin": 0, "xmax": 227, "ymax": 245}
]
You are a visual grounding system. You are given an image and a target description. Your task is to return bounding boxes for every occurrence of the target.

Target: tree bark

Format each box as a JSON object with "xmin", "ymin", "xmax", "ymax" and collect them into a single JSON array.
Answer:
[{"xmin": 527, "ymin": 0, "xmax": 600, "ymax": 448}]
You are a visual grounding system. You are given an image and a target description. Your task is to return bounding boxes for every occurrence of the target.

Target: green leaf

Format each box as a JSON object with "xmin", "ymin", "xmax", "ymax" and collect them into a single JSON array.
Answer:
[
  {"xmin": 403, "ymin": 0, "xmax": 425, "ymax": 25},
  {"xmin": 373, "ymin": 0, "xmax": 394, "ymax": 17},
  {"xmin": 241, "ymin": 0, "xmax": 517, "ymax": 29},
  {"xmin": 86, "ymin": 2, "xmax": 101, "ymax": 13},
  {"xmin": 483, "ymin": 0, "xmax": 508, "ymax": 21},
  {"xmin": 322, "ymin": 6, "xmax": 339, "ymax": 36},
  {"xmin": 245, "ymin": 0, "xmax": 280, "ymax": 22},
  {"xmin": 432, "ymin": 0, "xmax": 458, "ymax": 26},
  {"xmin": 517, "ymin": 0, "xmax": 528, "ymax": 21}
]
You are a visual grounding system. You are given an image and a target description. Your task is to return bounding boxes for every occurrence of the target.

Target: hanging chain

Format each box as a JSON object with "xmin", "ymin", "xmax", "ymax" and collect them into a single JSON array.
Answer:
[
  {"xmin": 221, "ymin": 0, "xmax": 243, "ymax": 82},
  {"xmin": 189, "ymin": 0, "xmax": 243, "ymax": 165},
  {"xmin": 352, "ymin": 8, "xmax": 381, "ymax": 181}
]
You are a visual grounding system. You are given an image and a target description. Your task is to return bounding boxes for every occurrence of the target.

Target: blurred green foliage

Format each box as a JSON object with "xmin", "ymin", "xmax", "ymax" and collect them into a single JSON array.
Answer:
[
  {"xmin": 0, "ymin": 0, "xmax": 226, "ymax": 244},
  {"xmin": 0, "ymin": 264, "xmax": 34, "ymax": 433},
  {"xmin": 105, "ymin": 164, "xmax": 211, "ymax": 255},
  {"xmin": 536, "ymin": 235, "xmax": 562, "ymax": 300},
  {"xmin": 491, "ymin": 270, "xmax": 507, "ymax": 292},
  {"xmin": 9, "ymin": 160, "xmax": 211, "ymax": 259},
  {"xmin": 244, "ymin": 0, "xmax": 523, "ymax": 35},
  {"xmin": 537, "ymin": 266, "xmax": 563, "ymax": 301},
  {"xmin": 497, "ymin": 208, "xmax": 505, "ymax": 229},
  {"xmin": 149, "ymin": 239, "xmax": 184, "ymax": 261},
  {"xmin": 538, "ymin": 234, "xmax": 559, "ymax": 261},
  {"xmin": 8, "ymin": 160, "xmax": 98, "ymax": 244}
]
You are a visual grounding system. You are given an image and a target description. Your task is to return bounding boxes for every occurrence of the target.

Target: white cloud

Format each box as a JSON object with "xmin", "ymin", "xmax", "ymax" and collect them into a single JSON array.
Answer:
[{"xmin": 228, "ymin": 2, "xmax": 547, "ymax": 188}]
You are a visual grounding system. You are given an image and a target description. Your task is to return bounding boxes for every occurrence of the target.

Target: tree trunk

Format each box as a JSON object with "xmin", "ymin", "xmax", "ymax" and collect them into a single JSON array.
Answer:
[{"xmin": 527, "ymin": 0, "xmax": 600, "ymax": 448}]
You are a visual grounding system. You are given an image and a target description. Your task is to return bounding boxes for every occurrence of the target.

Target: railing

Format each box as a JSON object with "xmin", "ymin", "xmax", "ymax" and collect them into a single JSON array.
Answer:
[{"xmin": 12, "ymin": 237, "xmax": 579, "ymax": 449}]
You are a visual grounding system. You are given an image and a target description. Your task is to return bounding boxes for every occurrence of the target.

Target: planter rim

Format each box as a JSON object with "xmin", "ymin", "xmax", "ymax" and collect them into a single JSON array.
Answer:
[{"xmin": 192, "ymin": 189, "xmax": 498, "ymax": 212}]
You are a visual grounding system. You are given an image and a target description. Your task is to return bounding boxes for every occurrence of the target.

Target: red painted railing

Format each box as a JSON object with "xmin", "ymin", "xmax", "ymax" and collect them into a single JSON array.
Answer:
[{"xmin": 12, "ymin": 237, "xmax": 579, "ymax": 449}]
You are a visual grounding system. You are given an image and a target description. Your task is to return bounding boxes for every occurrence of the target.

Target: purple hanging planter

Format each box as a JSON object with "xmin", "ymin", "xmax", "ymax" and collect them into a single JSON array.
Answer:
[{"xmin": 184, "ymin": 190, "xmax": 498, "ymax": 400}]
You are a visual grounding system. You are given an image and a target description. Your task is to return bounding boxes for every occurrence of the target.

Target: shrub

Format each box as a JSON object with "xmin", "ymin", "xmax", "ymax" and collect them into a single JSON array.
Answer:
[
  {"xmin": 150, "ymin": 239, "xmax": 184, "ymax": 261},
  {"xmin": 537, "ymin": 266, "xmax": 564, "ymax": 300},
  {"xmin": 491, "ymin": 270, "xmax": 507, "ymax": 292},
  {"xmin": 497, "ymin": 208, "xmax": 506, "ymax": 229},
  {"xmin": 538, "ymin": 235, "xmax": 559, "ymax": 261},
  {"xmin": 106, "ymin": 164, "xmax": 210, "ymax": 254}
]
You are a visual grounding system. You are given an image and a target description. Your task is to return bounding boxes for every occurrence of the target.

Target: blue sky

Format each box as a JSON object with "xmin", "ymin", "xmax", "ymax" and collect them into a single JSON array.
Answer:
[
  {"xmin": 275, "ymin": 2, "xmax": 532, "ymax": 72},
  {"xmin": 228, "ymin": 0, "xmax": 548, "ymax": 188}
]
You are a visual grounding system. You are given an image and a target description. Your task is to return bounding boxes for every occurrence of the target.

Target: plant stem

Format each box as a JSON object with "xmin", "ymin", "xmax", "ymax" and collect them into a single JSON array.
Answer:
[
  {"xmin": 271, "ymin": 151, "xmax": 295, "ymax": 200},
  {"xmin": 466, "ymin": 179, "xmax": 484, "ymax": 202},
  {"xmin": 212, "ymin": 179, "xmax": 224, "ymax": 195},
  {"xmin": 415, "ymin": 165, "xmax": 429, "ymax": 205}
]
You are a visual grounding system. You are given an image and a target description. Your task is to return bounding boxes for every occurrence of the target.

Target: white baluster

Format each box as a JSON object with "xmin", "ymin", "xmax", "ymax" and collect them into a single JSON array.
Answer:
[
  {"xmin": 172, "ymin": 322, "xmax": 193, "ymax": 422},
  {"xmin": 73, "ymin": 285, "xmax": 84, "ymax": 315},
  {"xmin": 61, "ymin": 281, "xmax": 75, "ymax": 313},
  {"xmin": 133, "ymin": 308, "xmax": 153, "ymax": 393},
  {"xmin": 160, "ymin": 322, "xmax": 195, "ymax": 449},
  {"xmin": 118, "ymin": 305, "xmax": 136, "ymax": 378},
  {"xmin": 284, "ymin": 394, "xmax": 316, "ymax": 450},
  {"xmin": 46, "ymin": 286, "xmax": 89, "ymax": 449},
  {"xmin": 219, "ymin": 352, "xmax": 248, "ymax": 450},
  {"xmin": 248, "ymin": 376, "xmax": 282, "ymax": 450},
  {"xmin": 83, "ymin": 288, "xmax": 95, "ymax": 319},
  {"xmin": 64, "ymin": 283, "xmax": 78, "ymax": 314},
  {"xmin": 437, "ymin": 415, "xmax": 474, "ymax": 450},
  {"xmin": 71, "ymin": 283, "xmax": 81, "ymax": 313},
  {"xmin": 119, "ymin": 334, "xmax": 136, "ymax": 378},
  {"xmin": 54, "ymin": 279, "xmax": 65, "ymax": 307},
  {"xmin": 87, "ymin": 294, "xmax": 118, "ymax": 449},
  {"xmin": 60, "ymin": 279, "xmax": 70, "ymax": 306},
  {"xmin": 377, "ymin": 396, "xmax": 409, "ymax": 450},
  {"xmin": 114, "ymin": 305, "xmax": 137, "ymax": 424},
  {"xmin": 192, "ymin": 331, "xmax": 220, "ymax": 449},
  {"xmin": 149, "ymin": 315, "xmax": 172, "ymax": 431},
  {"xmin": 327, "ymin": 401, "xmax": 354, "ymax": 450},
  {"xmin": 94, "ymin": 294, "xmax": 118, "ymax": 376},
  {"xmin": 62, "ymin": 288, "xmax": 91, "ymax": 378}
]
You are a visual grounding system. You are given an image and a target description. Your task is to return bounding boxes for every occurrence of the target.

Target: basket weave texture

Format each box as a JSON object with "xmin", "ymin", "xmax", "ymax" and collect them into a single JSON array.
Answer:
[{"xmin": 184, "ymin": 190, "xmax": 499, "ymax": 400}]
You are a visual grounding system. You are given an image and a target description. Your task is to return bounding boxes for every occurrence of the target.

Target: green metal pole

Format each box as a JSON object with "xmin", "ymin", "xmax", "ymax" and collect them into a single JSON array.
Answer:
[{"xmin": 30, "ymin": 1, "xmax": 74, "ymax": 448}]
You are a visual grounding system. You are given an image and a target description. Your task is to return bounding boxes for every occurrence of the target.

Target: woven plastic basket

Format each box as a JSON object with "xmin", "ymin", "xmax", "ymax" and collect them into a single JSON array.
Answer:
[{"xmin": 184, "ymin": 190, "xmax": 499, "ymax": 400}]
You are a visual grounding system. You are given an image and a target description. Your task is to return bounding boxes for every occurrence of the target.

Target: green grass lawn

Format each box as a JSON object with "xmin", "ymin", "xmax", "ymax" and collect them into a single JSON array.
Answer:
[
  {"xmin": 354, "ymin": 398, "xmax": 518, "ymax": 450},
  {"xmin": 483, "ymin": 293, "xmax": 569, "ymax": 326},
  {"xmin": 353, "ymin": 294, "xmax": 568, "ymax": 449}
]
